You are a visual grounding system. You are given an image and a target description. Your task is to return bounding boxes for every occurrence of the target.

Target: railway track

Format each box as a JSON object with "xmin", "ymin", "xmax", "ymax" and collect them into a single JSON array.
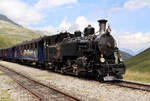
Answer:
[
  {"xmin": 1, "ymin": 64, "xmax": 150, "ymax": 101},
  {"xmin": 0, "ymin": 65, "xmax": 84, "ymax": 101},
  {"xmin": 108, "ymin": 79, "xmax": 150, "ymax": 92}
]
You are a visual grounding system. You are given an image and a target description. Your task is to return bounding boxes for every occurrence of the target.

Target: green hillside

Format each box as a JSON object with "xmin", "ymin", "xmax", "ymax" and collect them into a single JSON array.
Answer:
[
  {"xmin": 124, "ymin": 48, "xmax": 150, "ymax": 83},
  {"xmin": 125, "ymin": 48, "xmax": 150, "ymax": 72},
  {"xmin": 0, "ymin": 20, "xmax": 43, "ymax": 48}
]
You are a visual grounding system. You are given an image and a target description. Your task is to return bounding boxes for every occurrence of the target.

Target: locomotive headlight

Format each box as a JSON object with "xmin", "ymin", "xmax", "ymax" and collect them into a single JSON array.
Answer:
[
  {"xmin": 100, "ymin": 57, "xmax": 105, "ymax": 63},
  {"xmin": 100, "ymin": 54, "xmax": 105, "ymax": 63}
]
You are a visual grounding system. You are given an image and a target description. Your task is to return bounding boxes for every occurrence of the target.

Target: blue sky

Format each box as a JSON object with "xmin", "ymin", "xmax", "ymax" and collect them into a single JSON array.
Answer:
[
  {"xmin": 21, "ymin": 0, "xmax": 150, "ymax": 33},
  {"xmin": 0, "ymin": 0, "xmax": 150, "ymax": 52}
]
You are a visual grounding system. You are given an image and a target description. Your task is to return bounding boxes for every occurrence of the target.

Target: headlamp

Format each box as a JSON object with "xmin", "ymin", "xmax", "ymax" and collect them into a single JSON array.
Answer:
[
  {"xmin": 100, "ymin": 57, "xmax": 105, "ymax": 63},
  {"xmin": 100, "ymin": 54, "xmax": 105, "ymax": 63}
]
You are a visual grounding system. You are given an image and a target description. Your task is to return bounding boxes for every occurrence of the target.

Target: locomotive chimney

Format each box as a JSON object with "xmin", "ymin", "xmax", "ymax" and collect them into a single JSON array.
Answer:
[{"xmin": 98, "ymin": 19, "xmax": 107, "ymax": 34}]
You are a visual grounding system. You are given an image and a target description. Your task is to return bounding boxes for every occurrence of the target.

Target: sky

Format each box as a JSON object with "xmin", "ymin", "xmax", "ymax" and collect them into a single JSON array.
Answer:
[{"xmin": 0, "ymin": 0, "xmax": 150, "ymax": 52}]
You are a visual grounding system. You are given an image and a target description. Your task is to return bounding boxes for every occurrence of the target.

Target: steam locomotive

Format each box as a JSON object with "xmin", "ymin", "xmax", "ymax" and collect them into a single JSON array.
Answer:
[{"xmin": 0, "ymin": 19, "xmax": 126, "ymax": 82}]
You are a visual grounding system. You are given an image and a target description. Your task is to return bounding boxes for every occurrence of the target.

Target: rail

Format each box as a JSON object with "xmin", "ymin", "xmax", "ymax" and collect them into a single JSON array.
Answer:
[
  {"xmin": 0, "ymin": 65, "xmax": 85, "ymax": 101},
  {"xmin": 108, "ymin": 79, "xmax": 150, "ymax": 92}
]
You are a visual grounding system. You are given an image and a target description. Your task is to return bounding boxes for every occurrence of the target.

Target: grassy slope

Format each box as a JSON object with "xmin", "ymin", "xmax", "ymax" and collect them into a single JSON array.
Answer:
[
  {"xmin": 124, "ymin": 48, "xmax": 150, "ymax": 83},
  {"xmin": 0, "ymin": 20, "xmax": 43, "ymax": 48},
  {"xmin": 125, "ymin": 48, "xmax": 150, "ymax": 72}
]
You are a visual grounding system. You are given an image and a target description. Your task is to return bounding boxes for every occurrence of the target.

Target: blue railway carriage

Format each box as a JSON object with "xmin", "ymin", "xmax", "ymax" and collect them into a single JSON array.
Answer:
[
  {"xmin": 0, "ymin": 49, "xmax": 3, "ymax": 59},
  {"xmin": 0, "ymin": 47, "xmax": 13, "ymax": 60},
  {"xmin": 0, "ymin": 36, "xmax": 47, "ymax": 66},
  {"xmin": 0, "ymin": 33, "xmax": 71, "ymax": 67}
]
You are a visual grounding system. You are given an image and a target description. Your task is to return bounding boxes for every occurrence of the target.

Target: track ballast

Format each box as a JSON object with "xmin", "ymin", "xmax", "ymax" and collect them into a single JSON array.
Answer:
[{"xmin": 0, "ymin": 65, "xmax": 84, "ymax": 101}]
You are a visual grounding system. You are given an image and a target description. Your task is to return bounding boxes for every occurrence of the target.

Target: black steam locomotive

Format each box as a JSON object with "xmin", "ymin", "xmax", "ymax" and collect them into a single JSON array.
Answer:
[{"xmin": 0, "ymin": 19, "xmax": 125, "ymax": 82}]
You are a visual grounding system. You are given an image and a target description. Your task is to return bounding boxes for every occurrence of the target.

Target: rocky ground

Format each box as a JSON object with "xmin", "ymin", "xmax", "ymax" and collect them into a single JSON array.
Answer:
[{"xmin": 0, "ymin": 61, "xmax": 150, "ymax": 101}]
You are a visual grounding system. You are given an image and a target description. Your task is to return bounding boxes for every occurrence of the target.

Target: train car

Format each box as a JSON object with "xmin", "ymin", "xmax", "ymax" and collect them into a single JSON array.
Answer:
[
  {"xmin": 0, "ymin": 49, "xmax": 4, "ymax": 60},
  {"xmin": 11, "ymin": 37, "xmax": 45, "ymax": 65}
]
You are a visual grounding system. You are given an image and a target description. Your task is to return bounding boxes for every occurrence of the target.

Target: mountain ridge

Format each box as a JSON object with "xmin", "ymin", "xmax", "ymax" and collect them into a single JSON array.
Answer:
[
  {"xmin": 0, "ymin": 15, "xmax": 43, "ymax": 48},
  {"xmin": 0, "ymin": 14, "xmax": 21, "ymax": 27},
  {"xmin": 120, "ymin": 50, "xmax": 132, "ymax": 61}
]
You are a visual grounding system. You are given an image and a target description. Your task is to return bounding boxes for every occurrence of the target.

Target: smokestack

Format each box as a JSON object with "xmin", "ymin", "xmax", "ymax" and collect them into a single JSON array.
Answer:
[{"xmin": 98, "ymin": 19, "xmax": 107, "ymax": 34}]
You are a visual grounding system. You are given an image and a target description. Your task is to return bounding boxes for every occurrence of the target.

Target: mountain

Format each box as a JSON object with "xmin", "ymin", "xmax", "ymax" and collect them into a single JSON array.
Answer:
[
  {"xmin": 120, "ymin": 50, "xmax": 132, "ymax": 61},
  {"xmin": 121, "ymin": 48, "xmax": 147, "ymax": 56},
  {"xmin": 121, "ymin": 48, "xmax": 135, "ymax": 56},
  {"xmin": 125, "ymin": 47, "xmax": 150, "ymax": 72},
  {"xmin": 134, "ymin": 48, "xmax": 146, "ymax": 55},
  {"xmin": 0, "ymin": 14, "xmax": 21, "ymax": 26},
  {"xmin": 36, "ymin": 30, "xmax": 52, "ymax": 35},
  {"xmin": 0, "ymin": 15, "xmax": 43, "ymax": 48}
]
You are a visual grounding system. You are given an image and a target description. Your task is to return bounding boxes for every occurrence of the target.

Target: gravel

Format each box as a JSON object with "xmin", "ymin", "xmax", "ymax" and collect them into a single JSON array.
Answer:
[
  {"xmin": 0, "ymin": 61, "xmax": 150, "ymax": 101},
  {"xmin": 0, "ymin": 70, "xmax": 39, "ymax": 101}
]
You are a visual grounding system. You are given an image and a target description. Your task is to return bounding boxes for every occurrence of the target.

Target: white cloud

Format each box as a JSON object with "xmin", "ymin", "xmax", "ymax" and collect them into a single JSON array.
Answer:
[
  {"xmin": 123, "ymin": 0, "xmax": 150, "ymax": 11},
  {"xmin": 108, "ymin": 0, "xmax": 150, "ymax": 13},
  {"xmin": 0, "ymin": 0, "xmax": 77, "ymax": 26},
  {"xmin": 74, "ymin": 16, "xmax": 99, "ymax": 32},
  {"xmin": 113, "ymin": 31, "xmax": 150, "ymax": 52},
  {"xmin": 35, "ymin": 0, "xmax": 77, "ymax": 10},
  {"xmin": 59, "ymin": 18, "xmax": 71, "ymax": 30},
  {"xmin": 75, "ymin": 16, "xmax": 88, "ymax": 31},
  {"xmin": 68, "ymin": 24, "xmax": 79, "ymax": 33},
  {"xmin": 35, "ymin": 25, "xmax": 58, "ymax": 34},
  {"xmin": 0, "ymin": 0, "xmax": 42, "ymax": 26},
  {"xmin": 63, "ymin": 16, "xmax": 99, "ymax": 32},
  {"xmin": 33, "ymin": 16, "xmax": 99, "ymax": 34}
]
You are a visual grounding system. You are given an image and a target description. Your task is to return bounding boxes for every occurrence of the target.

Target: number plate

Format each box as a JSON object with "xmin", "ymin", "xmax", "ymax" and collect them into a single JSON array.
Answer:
[{"xmin": 104, "ymin": 76, "xmax": 115, "ymax": 81}]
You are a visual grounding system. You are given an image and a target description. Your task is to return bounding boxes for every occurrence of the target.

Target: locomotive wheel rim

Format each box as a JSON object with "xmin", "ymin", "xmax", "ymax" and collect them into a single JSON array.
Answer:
[
  {"xmin": 60, "ymin": 68, "xmax": 64, "ymax": 74},
  {"xmin": 75, "ymin": 69, "xmax": 79, "ymax": 76},
  {"xmin": 55, "ymin": 67, "xmax": 57, "ymax": 72},
  {"xmin": 96, "ymin": 74, "xmax": 100, "ymax": 81},
  {"xmin": 95, "ymin": 71, "xmax": 103, "ymax": 82}
]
